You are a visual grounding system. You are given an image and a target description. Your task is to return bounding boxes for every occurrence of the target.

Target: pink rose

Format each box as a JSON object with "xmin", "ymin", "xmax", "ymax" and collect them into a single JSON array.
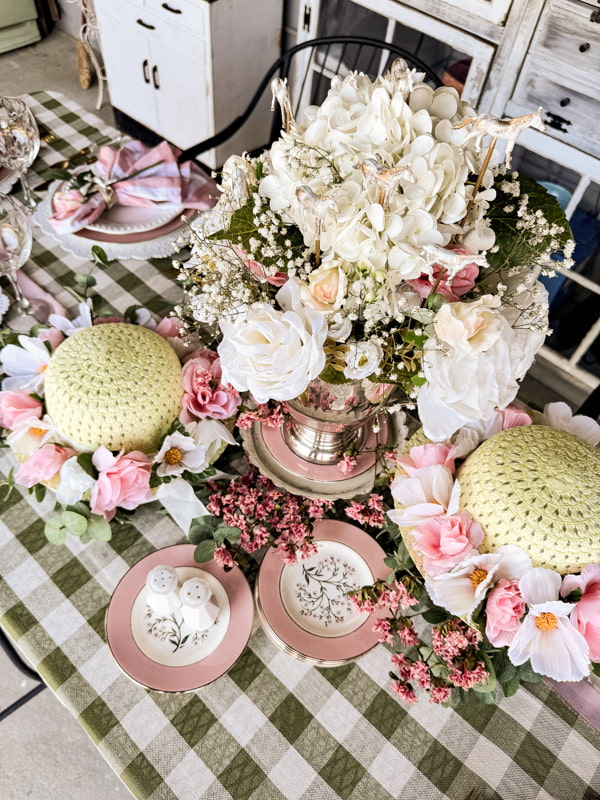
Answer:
[
  {"xmin": 411, "ymin": 510, "xmax": 484, "ymax": 576},
  {"xmin": 52, "ymin": 189, "xmax": 86, "ymax": 218},
  {"xmin": 155, "ymin": 316, "xmax": 184, "ymax": 339},
  {"xmin": 15, "ymin": 443, "xmax": 75, "ymax": 488},
  {"xmin": 180, "ymin": 349, "xmax": 240, "ymax": 423},
  {"xmin": 396, "ymin": 443, "xmax": 456, "ymax": 477},
  {"xmin": 90, "ymin": 447, "xmax": 152, "ymax": 521},
  {"xmin": 0, "ymin": 391, "xmax": 42, "ymax": 430},
  {"xmin": 485, "ymin": 578, "xmax": 526, "ymax": 647},
  {"xmin": 38, "ymin": 328, "xmax": 65, "ymax": 350},
  {"xmin": 500, "ymin": 405, "xmax": 532, "ymax": 429},
  {"xmin": 407, "ymin": 245, "xmax": 479, "ymax": 302},
  {"xmin": 561, "ymin": 564, "xmax": 600, "ymax": 661}
]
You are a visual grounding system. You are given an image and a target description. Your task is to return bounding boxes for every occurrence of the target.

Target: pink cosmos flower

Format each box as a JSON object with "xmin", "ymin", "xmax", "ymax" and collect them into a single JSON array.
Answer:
[
  {"xmin": 180, "ymin": 349, "xmax": 241, "ymax": 423},
  {"xmin": 37, "ymin": 328, "xmax": 65, "ymax": 350},
  {"xmin": 15, "ymin": 443, "xmax": 75, "ymax": 488},
  {"xmin": 411, "ymin": 510, "xmax": 483, "ymax": 576},
  {"xmin": 485, "ymin": 578, "xmax": 526, "ymax": 647},
  {"xmin": 388, "ymin": 464, "xmax": 460, "ymax": 529},
  {"xmin": 561, "ymin": 563, "xmax": 600, "ymax": 661},
  {"xmin": 395, "ymin": 442, "xmax": 456, "ymax": 477},
  {"xmin": 406, "ymin": 245, "xmax": 479, "ymax": 302},
  {"xmin": 90, "ymin": 447, "xmax": 152, "ymax": 521},
  {"xmin": 499, "ymin": 405, "xmax": 532, "ymax": 430},
  {"xmin": 0, "ymin": 391, "xmax": 42, "ymax": 431}
]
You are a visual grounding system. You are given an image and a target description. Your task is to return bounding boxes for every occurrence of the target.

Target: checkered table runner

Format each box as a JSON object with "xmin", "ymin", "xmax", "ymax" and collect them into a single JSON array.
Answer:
[{"xmin": 0, "ymin": 93, "xmax": 599, "ymax": 800}]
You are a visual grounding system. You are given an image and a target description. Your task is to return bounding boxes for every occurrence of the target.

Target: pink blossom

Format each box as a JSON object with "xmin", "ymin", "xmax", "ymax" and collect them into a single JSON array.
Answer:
[
  {"xmin": 485, "ymin": 578, "xmax": 526, "ymax": 647},
  {"xmin": 396, "ymin": 443, "xmax": 456, "ymax": 477},
  {"xmin": 448, "ymin": 662, "xmax": 489, "ymax": 689},
  {"xmin": 406, "ymin": 245, "xmax": 479, "ymax": 302},
  {"xmin": 180, "ymin": 349, "xmax": 240, "ymax": 423},
  {"xmin": 499, "ymin": 405, "xmax": 532, "ymax": 430},
  {"xmin": 432, "ymin": 624, "xmax": 471, "ymax": 662},
  {"xmin": 410, "ymin": 660, "xmax": 432, "ymax": 689},
  {"xmin": 338, "ymin": 454, "xmax": 358, "ymax": 475},
  {"xmin": 0, "ymin": 391, "xmax": 42, "ymax": 430},
  {"xmin": 561, "ymin": 564, "xmax": 600, "ymax": 661},
  {"xmin": 372, "ymin": 618, "xmax": 394, "ymax": 644},
  {"xmin": 398, "ymin": 625, "xmax": 420, "ymax": 647},
  {"xmin": 90, "ymin": 447, "xmax": 152, "ymax": 521},
  {"xmin": 15, "ymin": 443, "xmax": 75, "ymax": 488},
  {"xmin": 411, "ymin": 511, "xmax": 483, "ymax": 576},
  {"xmin": 214, "ymin": 545, "xmax": 235, "ymax": 569},
  {"xmin": 390, "ymin": 680, "xmax": 418, "ymax": 704},
  {"xmin": 155, "ymin": 316, "xmax": 184, "ymax": 339},
  {"xmin": 37, "ymin": 327, "xmax": 65, "ymax": 350},
  {"xmin": 429, "ymin": 685, "xmax": 452, "ymax": 704}
]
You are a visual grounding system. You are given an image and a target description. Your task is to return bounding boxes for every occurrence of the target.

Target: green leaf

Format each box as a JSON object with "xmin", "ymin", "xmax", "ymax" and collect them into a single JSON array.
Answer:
[
  {"xmin": 64, "ymin": 501, "xmax": 91, "ymax": 519},
  {"xmin": 516, "ymin": 660, "xmax": 542, "ymax": 683},
  {"xmin": 214, "ymin": 525, "xmax": 242, "ymax": 545},
  {"xmin": 501, "ymin": 674, "xmax": 521, "ymax": 697},
  {"xmin": 187, "ymin": 516, "xmax": 219, "ymax": 544},
  {"xmin": 91, "ymin": 246, "xmax": 111, "ymax": 268},
  {"xmin": 73, "ymin": 273, "xmax": 97, "ymax": 288},
  {"xmin": 44, "ymin": 516, "xmax": 67, "ymax": 545},
  {"xmin": 61, "ymin": 511, "xmax": 88, "ymax": 538},
  {"xmin": 422, "ymin": 607, "xmax": 450, "ymax": 624},
  {"xmin": 318, "ymin": 364, "xmax": 350, "ymax": 385},
  {"xmin": 194, "ymin": 539, "xmax": 216, "ymax": 563},
  {"xmin": 472, "ymin": 652, "xmax": 496, "ymax": 694},
  {"xmin": 592, "ymin": 662, "xmax": 600, "ymax": 678},
  {"xmin": 34, "ymin": 483, "xmax": 46, "ymax": 503},
  {"xmin": 87, "ymin": 516, "xmax": 112, "ymax": 542},
  {"xmin": 426, "ymin": 292, "xmax": 446, "ymax": 312},
  {"xmin": 39, "ymin": 167, "xmax": 71, "ymax": 182},
  {"xmin": 477, "ymin": 690, "xmax": 497, "ymax": 704},
  {"xmin": 76, "ymin": 452, "xmax": 96, "ymax": 477}
]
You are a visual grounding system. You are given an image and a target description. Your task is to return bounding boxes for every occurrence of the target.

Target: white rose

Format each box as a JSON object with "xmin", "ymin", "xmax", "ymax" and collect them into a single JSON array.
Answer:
[
  {"xmin": 328, "ymin": 314, "xmax": 353, "ymax": 342},
  {"xmin": 56, "ymin": 456, "xmax": 95, "ymax": 505},
  {"xmin": 218, "ymin": 300, "xmax": 327, "ymax": 403},
  {"xmin": 433, "ymin": 295, "xmax": 504, "ymax": 353},
  {"xmin": 343, "ymin": 341, "xmax": 383, "ymax": 380}
]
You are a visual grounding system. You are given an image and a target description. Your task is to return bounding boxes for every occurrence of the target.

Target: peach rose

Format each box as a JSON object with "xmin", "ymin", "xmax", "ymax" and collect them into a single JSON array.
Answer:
[
  {"xmin": 90, "ymin": 447, "xmax": 152, "ymax": 521},
  {"xmin": 485, "ymin": 578, "xmax": 526, "ymax": 647},
  {"xmin": 434, "ymin": 295, "xmax": 503, "ymax": 353},
  {"xmin": 0, "ymin": 391, "xmax": 42, "ymax": 431},
  {"xmin": 305, "ymin": 265, "xmax": 346, "ymax": 311},
  {"xmin": 15, "ymin": 443, "xmax": 75, "ymax": 488}
]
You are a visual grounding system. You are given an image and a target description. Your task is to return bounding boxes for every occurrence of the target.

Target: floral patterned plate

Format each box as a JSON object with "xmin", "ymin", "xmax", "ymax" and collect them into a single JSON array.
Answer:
[
  {"xmin": 106, "ymin": 544, "xmax": 254, "ymax": 691},
  {"xmin": 256, "ymin": 520, "xmax": 388, "ymax": 662}
]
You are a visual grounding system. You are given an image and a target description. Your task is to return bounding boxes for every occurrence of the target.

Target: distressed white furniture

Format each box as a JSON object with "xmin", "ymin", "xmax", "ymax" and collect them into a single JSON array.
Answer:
[{"xmin": 94, "ymin": 0, "xmax": 282, "ymax": 168}]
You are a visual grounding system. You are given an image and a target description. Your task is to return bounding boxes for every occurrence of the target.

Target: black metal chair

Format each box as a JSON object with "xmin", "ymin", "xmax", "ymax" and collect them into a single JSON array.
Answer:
[
  {"xmin": 180, "ymin": 35, "xmax": 443, "ymax": 167},
  {"xmin": 0, "ymin": 627, "xmax": 45, "ymax": 721}
]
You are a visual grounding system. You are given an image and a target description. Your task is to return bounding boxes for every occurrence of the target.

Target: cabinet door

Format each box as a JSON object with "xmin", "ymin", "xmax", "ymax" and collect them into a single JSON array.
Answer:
[
  {"xmin": 150, "ymin": 40, "xmax": 212, "ymax": 150},
  {"xmin": 95, "ymin": 8, "xmax": 158, "ymax": 131}
]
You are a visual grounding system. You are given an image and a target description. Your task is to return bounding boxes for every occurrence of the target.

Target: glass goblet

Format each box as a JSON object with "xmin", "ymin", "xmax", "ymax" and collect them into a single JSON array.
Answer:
[
  {"xmin": 0, "ymin": 195, "xmax": 34, "ymax": 316},
  {"xmin": 0, "ymin": 96, "xmax": 41, "ymax": 211}
]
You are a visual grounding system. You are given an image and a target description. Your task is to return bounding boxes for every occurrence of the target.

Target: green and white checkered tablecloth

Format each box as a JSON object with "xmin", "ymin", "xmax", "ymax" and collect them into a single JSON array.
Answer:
[{"xmin": 0, "ymin": 92, "xmax": 599, "ymax": 800}]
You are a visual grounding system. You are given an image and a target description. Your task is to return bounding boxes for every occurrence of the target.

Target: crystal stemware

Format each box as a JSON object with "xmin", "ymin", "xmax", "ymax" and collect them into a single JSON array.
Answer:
[
  {"xmin": 0, "ymin": 97, "xmax": 41, "ymax": 211},
  {"xmin": 0, "ymin": 195, "xmax": 34, "ymax": 316}
]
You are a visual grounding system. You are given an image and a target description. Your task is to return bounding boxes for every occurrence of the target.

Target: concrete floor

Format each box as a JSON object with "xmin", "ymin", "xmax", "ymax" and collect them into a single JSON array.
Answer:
[{"xmin": 0, "ymin": 28, "xmax": 126, "ymax": 800}]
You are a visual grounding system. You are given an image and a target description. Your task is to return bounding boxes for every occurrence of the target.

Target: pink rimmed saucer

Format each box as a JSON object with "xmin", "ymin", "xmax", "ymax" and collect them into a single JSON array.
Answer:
[
  {"xmin": 256, "ymin": 520, "xmax": 388, "ymax": 664},
  {"xmin": 105, "ymin": 544, "xmax": 253, "ymax": 691}
]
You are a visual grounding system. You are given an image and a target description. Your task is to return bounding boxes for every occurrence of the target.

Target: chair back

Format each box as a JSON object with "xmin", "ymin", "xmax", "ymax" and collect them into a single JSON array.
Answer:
[{"xmin": 181, "ymin": 36, "xmax": 442, "ymax": 166}]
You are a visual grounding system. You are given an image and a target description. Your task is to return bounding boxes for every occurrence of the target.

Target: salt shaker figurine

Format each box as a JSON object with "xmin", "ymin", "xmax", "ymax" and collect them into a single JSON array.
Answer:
[
  {"xmin": 146, "ymin": 565, "xmax": 182, "ymax": 616},
  {"xmin": 180, "ymin": 578, "xmax": 219, "ymax": 631}
]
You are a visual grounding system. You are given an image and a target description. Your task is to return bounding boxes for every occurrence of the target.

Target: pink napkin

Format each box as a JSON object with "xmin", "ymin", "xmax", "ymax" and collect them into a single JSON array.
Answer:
[{"xmin": 49, "ymin": 140, "xmax": 219, "ymax": 235}]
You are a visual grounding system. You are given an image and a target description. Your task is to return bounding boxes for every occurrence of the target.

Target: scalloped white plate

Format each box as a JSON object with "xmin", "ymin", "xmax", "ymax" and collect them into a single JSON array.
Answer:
[{"xmin": 85, "ymin": 202, "xmax": 184, "ymax": 234}]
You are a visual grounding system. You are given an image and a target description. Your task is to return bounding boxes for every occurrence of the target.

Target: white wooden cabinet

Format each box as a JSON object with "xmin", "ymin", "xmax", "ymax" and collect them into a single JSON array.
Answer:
[{"xmin": 95, "ymin": 0, "xmax": 282, "ymax": 168}]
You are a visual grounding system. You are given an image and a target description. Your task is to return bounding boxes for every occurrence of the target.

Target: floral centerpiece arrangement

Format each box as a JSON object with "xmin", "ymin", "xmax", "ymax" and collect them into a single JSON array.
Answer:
[
  {"xmin": 176, "ymin": 64, "xmax": 574, "ymax": 444},
  {"xmin": 0, "ymin": 303, "xmax": 239, "ymax": 543}
]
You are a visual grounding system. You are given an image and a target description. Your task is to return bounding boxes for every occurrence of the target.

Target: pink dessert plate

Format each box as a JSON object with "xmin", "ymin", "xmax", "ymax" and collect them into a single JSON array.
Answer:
[
  {"xmin": 105, "ymin": 544, "xmax": 253, "ymax": 692},
  {"xmin": 256, "ymin": 519, "xmax": 388, "ymax": 662}
]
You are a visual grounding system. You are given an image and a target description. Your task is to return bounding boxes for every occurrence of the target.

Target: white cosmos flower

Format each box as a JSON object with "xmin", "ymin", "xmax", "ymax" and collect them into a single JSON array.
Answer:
[
  {"xmin": 508, "ymin": 568, "xmax": 590, "ymax": 682},
  {"xmin": 543, "ymin": 401, "xmax": 600, "ymax": 447},
  {"xmin": 6, "ymin": 415, "xmax": 55, "ymax": 457},
  {"xmin": 425, "ymin": 544, "xmax": 532, "ymax": 619},
  {"xmin": 56, "ymin": 456, "xmax": 95, "ymax": 505},
  {"xmin": 388, "ymin": 464, "xmax": 460, "ymax": 528},
  {"xmin": 155, "ymin": 430, "xmax": 211, "ymax": 477},
  {"xmin": 48, "ymin": 301, "xmax": 92, "ymax": 336},
  {"xmin": 1, "ymin": 335, "xmax": 51, "ymax": 395},
  {"xmin": 187, "ymin": 418, "xmax": 236, "ymax": 465},
  {"xmin": 343, "ymin": 341, "xmax": 383, "ymax": 380}
]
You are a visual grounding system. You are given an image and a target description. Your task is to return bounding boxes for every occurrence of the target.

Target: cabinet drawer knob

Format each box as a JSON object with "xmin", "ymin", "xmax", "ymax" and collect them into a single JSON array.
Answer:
[
  {"xmin": 137, "ymin": 18, "xmax": 156, "ymax": 30},
  {"xmin": 579, "ymin": 42, "xmax": 591, "ymax": 52},
  {"xmin": 559, "ymin": 97, "xmax": 571, "ymax": 107},
  {"xmin": 162, "ymin": 2, "xmax": 182, "ymax": 13},
  {"xmin": 152, "ymin": 65, "xmax": 160, "ymax": 90},
  {"xmin": 142, "ymin": 59, "xmax": 150, "ymax": 84}
]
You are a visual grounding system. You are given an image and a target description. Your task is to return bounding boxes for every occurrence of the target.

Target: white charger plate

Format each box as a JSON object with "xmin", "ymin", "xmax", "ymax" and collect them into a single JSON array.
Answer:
[{"xmin": 85, "ymin": 201, "xmax": 184, "ymax": 234}]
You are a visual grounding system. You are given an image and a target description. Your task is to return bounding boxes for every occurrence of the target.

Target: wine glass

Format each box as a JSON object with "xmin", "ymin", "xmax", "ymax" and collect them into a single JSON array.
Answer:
[
  {"xmin": 0, "ymin": 97, "xmax": 41, "ymax": 211},
  {"xmin": 0, "ymin": 195, "xmax": 34, "ymax": 317}
]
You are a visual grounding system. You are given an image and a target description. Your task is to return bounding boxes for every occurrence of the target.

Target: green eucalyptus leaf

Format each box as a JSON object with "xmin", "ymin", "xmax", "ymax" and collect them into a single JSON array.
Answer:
[
  {"xmin": 194, "ymin": 539, "xmax": 216, "ymax": 563},
  {"xmin": 187, "ymin": 516, "xmax": 219, "ymax": 544},
  {"xmin": 91, "ymin": 245, "xmax": 110, "ymax": 268},
  {"xmin": 45, "ymin": 516, "xmax": 67, "ymax": 545},
  {"xmin": 76, "ymin": 452, "xmax": 96, "ymax": 478},
  {"xmin": 213, "ymin": 525, "xmax": 242, "ymax": 545},
  {"xmin": 73, "ymin": 273, "xmax": 97, "ymax": 288},
  {"xmin": 501, "ymin": 674, "xmax": 521, "ymax": 697},
  {"xmin": 422, "ymin": 607, "xmax": 450, "ymax": 624},
  {"xmin": 87, "ymin": 516, "xmax": 112, "ymax": 542},
  {"xmin": 61, "ymin": 511, "xmax": 88, "ymax": 537}
]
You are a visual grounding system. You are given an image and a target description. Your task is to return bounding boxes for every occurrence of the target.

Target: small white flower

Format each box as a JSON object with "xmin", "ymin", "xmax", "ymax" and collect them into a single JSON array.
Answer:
[
  {"xmin": 48, "ymin": 301, "xmax": 92, "ymax": 336},
  {"xmin": 327, "ymin": 314, "xmax": 352, "ymax": 342},
  {"xmin": 56, "ymin": 456, "xmax": 95, "ymax": 505},
  {"xmin": 1, "ymin": 335, "xmax": 51, "ymax": 395},
  {"xmin": 543, "ymin": 401, "xmax": 600, "ymax": 447},
  {"xmin": 425, "ymin": 545, "xmax": 532, "ymax": 619},
  {"xmin": 155, "ymin": 430, "xmax": 210, "ymax": 477},
  {"xmin": 508, "ymin": 568, "xmax": 590, "ymax": 682},
  {"xmin": 343, "ymin": 341, "xmax": 383, "ymax": 380}
]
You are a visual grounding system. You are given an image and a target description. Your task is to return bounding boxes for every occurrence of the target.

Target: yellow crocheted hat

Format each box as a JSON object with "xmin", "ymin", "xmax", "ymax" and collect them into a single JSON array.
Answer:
[
  {"xmin": 44, "ymin": 324, "xmax": 183, "ymax": 453},
  {"xmin": 458, "ymin": 425, "xmax": 600, "ymax": 574}
]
